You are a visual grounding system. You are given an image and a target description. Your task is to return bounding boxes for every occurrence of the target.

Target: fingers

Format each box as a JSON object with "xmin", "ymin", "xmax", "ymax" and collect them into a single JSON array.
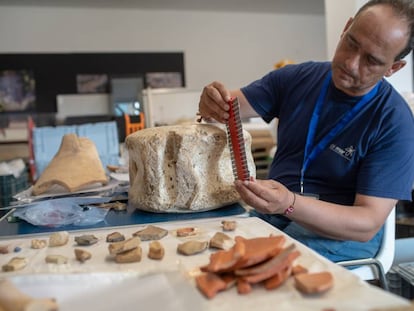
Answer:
[
  {"xmin": 235, "ymin": 179, "xmax": 288, "ymax": 214},
  {"xmin": 198, "ymin": 81, "xmax": 231, "ymax": 123},
  {"xmin": 235, "ymin": 180, "xmax": 272, "ymax": 212}
]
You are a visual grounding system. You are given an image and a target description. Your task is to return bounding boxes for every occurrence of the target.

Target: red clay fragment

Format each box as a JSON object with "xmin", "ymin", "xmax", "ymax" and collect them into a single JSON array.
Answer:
[
  {"xmin": 264, "ymin": 265, "xmax": 292, "ymax": 290},
  {"xmin": 292, "ymin": 264, "xmax": 308, "ymax": 275},
  {"xmin": 237, "ymin": 245, "xmax": 300, "ymax": 284},
  {"xmin": 200, "ymin": 238, "xmax": 245, "ymax": 273},
  {"xmin": 195, "ymin": 272, "xmax": 228, "ymax": 299},
  {"xmin": 233, "ymin": 235, "xmax": 286, "ymax": 269},
  {"xmin": 237, "ymin": 278, "xmax": 252, "ymax": 295}
]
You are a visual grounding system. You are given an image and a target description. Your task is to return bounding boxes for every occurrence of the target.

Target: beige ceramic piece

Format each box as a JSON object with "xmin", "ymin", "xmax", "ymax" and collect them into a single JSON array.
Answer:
[
  {"xmin": 74, "ymin": 249, "xmax": 92, "ymax": 263},
  {"xmin": 132, "ymin": 225, "xmax": 168, "ymax": 241},
  {"xmin": 148, "ymin": 241, "xmax": 165, "ymax": 260},
  {"xmin": 45, "ymin": 255, "xmax": 68, "ymax": 265},
  {"xmin": 177, "ymin": 240, "xmax": 208, "ymax": 255},
  {"xmin": 115, "ymin": 247, "xmax": 142, "ymax": 263},
  {"xmin": 0, "ymin": 279, "xmax": 58, "ymax": 311},
  {"xmin": 294, "ymin": 271, "xmax": 334, "ymax": 294},
  {"xmin": 108, "ymin": 237, "xmax": 141, "ymax": 255},
  {"xmin": 2, "ymin": 257, "xmax": 28, "ymax": 272},
  {"xmin": 32, "ymin": 133, "xmax": 108, "ymax": 195},
  {"xmin": 48, "ymin": 231, "xmax": 69, "ymax": 247}
]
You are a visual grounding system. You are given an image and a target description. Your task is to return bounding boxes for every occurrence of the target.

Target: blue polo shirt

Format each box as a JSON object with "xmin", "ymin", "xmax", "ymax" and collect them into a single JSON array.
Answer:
[{"xmin": 241, "ymin": 61, "xmax": 414, "ymax": 261}]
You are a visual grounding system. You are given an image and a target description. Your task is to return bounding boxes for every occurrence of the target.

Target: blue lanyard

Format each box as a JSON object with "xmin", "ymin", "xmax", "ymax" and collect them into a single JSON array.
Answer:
[{"xmin": 300, "ymin": 70, "xmax": 379, "ymax": 194}]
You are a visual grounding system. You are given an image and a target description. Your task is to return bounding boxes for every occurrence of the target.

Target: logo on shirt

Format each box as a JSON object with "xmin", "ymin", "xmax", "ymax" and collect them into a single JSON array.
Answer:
[{"xmin": 329, "ymin": 144, "xmax": 355, "ymax": 161}]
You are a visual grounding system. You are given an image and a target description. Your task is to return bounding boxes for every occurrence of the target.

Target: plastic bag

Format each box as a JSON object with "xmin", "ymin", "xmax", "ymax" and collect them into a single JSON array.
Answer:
[{"xmin": 13, "ymin": 197, "xmax": 110, "ymax": 227}]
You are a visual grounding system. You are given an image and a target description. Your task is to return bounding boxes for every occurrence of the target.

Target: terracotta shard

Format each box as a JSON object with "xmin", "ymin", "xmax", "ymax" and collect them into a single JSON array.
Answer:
[
  {"xmin": 32, "ymin": 133, "xmax": 108, "ymax": 195},
  {"xmin": 195, "ymin": 272, "xmax": 228, "ymax": 299},
  {"xmin": 236, "ymin": 245, "xmax": 300, "ymax": 284},
  {"xmin": 233, "ymin": 235, "xmax": 286, "ymax": 269},
  {"xmin": 200, "ymin": 237, "xmax": 246, "ymax": 273},
  {"xmin": 264, "ymin": 265, "xmax": 293, "ymax": 290},
  {"xmin": 236, "ymin": 278, "xmax": 252, "ymax": 295}
]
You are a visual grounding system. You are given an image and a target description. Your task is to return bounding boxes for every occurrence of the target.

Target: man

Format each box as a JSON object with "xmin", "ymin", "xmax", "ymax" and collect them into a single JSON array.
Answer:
[{"xmin": 198, "ymin": 0, "xmax": 414, "ymax": 262}]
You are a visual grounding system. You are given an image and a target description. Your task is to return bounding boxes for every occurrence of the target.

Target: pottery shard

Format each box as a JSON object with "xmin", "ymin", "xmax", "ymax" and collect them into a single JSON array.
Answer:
[
  {"xmin": 74, "ymin": 234, "xmax": 98, "ymax": 246},
  {"xmin": 115, "ymin": 247, "xmax": 142, "ymax": 263},
  {"xmin": 106, "ymin": 232, "xmax": 125, "ymax": 243},
  {"xmin": 49, "ymin": 231, "xmax": 69, "ymax": 247},
  {"xmin": 294, "ymin": 271, "xmax": 334, "ymax": 294},
  {"xmin": 133, "ymin": 225, "xmax": 168, "ymax": 241},
  {"xmin": 148, "ymin": 241, "xmax": 165, "ymax": 260},
  {"xmin": 108, "ymin": 237, "xmax": 141, "ymax": 255},
  {"xmin": 32, "ymin": 133, "xmax": 108, "ymax": 196},
  {"xmin": 2, "ymin": 257, "xmax": 28, "ymax": 272},
  {"xmin": 74, "ymin": 249, "xmax": 92, "ymax": 262},
  {"xmin": 209, "ymin": 232, "xmax": 234, "ymax": 250},
  {"xmin": 125, "ymin": 124, "xmax": 256, "ymax": 212},
  {"xmin": 177, "ymin": 240, "xmax": 208, "ymax": 256}
]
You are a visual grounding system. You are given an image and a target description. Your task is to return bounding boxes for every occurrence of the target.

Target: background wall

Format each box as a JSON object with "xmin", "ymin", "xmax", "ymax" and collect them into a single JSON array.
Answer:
[{"xmin": 0, "ymin": 5, "xmax": 326, "ymax": 92}]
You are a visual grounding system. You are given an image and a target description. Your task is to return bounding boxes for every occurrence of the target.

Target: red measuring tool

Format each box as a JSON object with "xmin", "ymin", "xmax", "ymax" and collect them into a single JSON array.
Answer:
[{"xmin": 226, "ymin": 97, "xmax": 250, "ymax": 181}]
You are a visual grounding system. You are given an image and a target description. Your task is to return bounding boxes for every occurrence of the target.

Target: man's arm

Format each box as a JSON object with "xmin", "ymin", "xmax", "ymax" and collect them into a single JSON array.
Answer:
[{"xmin": 235, "ymin": 179, "xmax": 396, "ymax": 242}]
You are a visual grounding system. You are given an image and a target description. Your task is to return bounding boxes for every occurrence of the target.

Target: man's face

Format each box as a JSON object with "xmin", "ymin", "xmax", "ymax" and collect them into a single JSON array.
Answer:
[{"xmin": 331, "ymin": 5, "xmax": 408, "ymax": 96}]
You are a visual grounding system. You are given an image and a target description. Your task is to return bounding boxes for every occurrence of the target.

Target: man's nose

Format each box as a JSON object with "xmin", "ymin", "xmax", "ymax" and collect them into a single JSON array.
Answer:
[{"xmin": 344, "ymin": 53, "xmax": 360, "ymax": 74}]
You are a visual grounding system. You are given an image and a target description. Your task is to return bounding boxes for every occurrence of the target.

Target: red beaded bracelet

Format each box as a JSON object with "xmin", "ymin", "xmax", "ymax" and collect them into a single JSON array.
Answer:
[{"xmin": 284, "ymin": 192, "xmax": 296, "ymax": 216}]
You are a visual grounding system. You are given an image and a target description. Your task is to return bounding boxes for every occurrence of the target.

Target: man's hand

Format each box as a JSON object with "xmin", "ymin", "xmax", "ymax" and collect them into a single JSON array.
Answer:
[
  {"xmin": 198, "ymin": 81, "xmax": 231, "ymax": 123},
  {"xmin": 234, "ymin": 178, "xmax": 294, "ymax": 215}
]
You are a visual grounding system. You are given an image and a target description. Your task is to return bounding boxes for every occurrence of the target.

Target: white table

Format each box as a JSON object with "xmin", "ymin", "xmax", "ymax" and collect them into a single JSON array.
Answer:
[{"xmin": 0, "ymin": 216, "xmax": 411, "ymax": 311}]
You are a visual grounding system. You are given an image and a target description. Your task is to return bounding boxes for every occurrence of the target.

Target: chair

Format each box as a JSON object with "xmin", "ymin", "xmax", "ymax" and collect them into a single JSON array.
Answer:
[
  {"xmin": 124, "ymin": 112, "xmax": 145, "ymax": 137},
  {"xmin": 337, "ymin": 208, "xmax": 395, "ymax": 291}
]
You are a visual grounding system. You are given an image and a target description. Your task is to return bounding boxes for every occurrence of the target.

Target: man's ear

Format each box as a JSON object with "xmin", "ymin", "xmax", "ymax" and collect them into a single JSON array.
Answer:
[{"xmin": 384, "ymin": 60, "xmax": 406, "ymax": 77}]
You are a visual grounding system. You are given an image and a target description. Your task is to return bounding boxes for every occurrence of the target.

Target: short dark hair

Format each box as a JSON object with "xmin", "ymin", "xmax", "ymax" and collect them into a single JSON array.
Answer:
[{"xmin": 355, "ymin": 0, "xmax": 414, "ymax": 60}]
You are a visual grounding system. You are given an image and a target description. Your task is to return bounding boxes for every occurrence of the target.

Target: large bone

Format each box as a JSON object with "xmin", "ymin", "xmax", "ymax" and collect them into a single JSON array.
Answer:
[
  {"xmin": 125, "ymin": 124, "xmax": 256, "ymax": 212},
  {"xmin": 0, "ymin": 279, "xmax": 58, "ymax": 311}
]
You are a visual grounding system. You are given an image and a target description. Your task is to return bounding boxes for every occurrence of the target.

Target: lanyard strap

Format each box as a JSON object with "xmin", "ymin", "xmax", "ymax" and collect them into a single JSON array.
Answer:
[{"xmin": 300, "ymin": 70, "xmax": 379, "ymax": 194}]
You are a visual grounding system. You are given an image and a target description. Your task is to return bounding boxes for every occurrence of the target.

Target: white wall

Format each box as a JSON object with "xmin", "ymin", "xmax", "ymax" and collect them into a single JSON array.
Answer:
[{"xmin": 0, "ymin": 6, "xmax": 326, "ymax": 91}]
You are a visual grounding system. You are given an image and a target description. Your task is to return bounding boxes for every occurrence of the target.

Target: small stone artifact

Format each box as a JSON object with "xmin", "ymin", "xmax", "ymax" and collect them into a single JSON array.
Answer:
[
  {"xmin": 74, "ymin": 234, "xmax": 98, "ymax": 246},
  {"xmin": 49, "ymin": 231, "xmax": 69, "ymax": 247},
  {"xmin": 45, "ymin": 255, "xmax": 68, "ymax": 265},
  {"xmin": 209, "ymin": 232, "xmax": 234, "ymax": 250},
  {"xmin": 74, "ymin": 249, "xmax": 92, "ymax": 262},
  {"xmin": 31, "ymin": 239, "xmax": 47, "ymax": 249},
  {"xmin": 2, "ymin": 257, "xmax": 28, "ymax": 272},
  {"xmin": 222, "ymin": 220, "xmax": 237, "ymax": 231},
  {"xmin": 0, "ymin": 279, "xmax": 58, "ymax": 311},
  {"xmin": 177, "ymin": 240, "xmax": 208, "ymax": 256},
  {"xmin": 106, "ymin": 232, "xmax": 125, "ymax": 243},
  {"xmin": 132, "ymin": 225, "xmax": 168, "ymax": 241},
  {"xmin": 148, "ymin": 241, "xmax": 165, "ymax": 260},
  {"xmin": 115, "ymin": 247, "xmax": 142, "ymax": 263},
  {"xmin": 108, "ymin": 237, "xmax": 141, "ymax": 255}
]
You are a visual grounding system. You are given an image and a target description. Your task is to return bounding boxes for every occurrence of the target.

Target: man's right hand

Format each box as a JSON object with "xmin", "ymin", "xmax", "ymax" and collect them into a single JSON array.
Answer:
[{"xmin": 198, "ymin": 81, "xmax": 232, "ymax": 124}]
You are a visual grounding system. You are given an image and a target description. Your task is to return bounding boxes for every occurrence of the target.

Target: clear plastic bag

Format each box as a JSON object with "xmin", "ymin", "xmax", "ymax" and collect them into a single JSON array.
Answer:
[{"xmin": 13, "ymin": 197, "xmax": 110, "ymax": 227}]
